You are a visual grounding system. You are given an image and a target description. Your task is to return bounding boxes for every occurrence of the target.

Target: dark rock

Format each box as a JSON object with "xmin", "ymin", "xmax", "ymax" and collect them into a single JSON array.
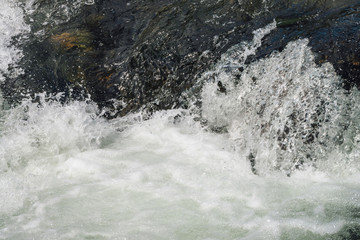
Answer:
[
  {"xmin": 217, "ymin": 81, "xmax": 227, "ymax": 94},
  {"xmin": 253, "ymin": 2, "xmax": 360, "ymax": 90},
  {"xmin": 2, "ymin": 0, "xmax": 360, "ymax": 115},
  {"xmin": 327, "ymin": 224, "xmax": 360, "ymax": 240}
]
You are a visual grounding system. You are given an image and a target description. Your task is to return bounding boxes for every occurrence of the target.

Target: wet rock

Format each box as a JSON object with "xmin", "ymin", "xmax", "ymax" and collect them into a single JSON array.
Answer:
[
  {"xmin": 254, "ymin": 2, "xmax": 360, "ymax": 90},
  {"xmin": 217, "ymin": 81, "xmax": 227, "ymax": 94},
  {"xmin": 51, "ymin": 30, "xmax": 93, "ymax": 52},
  {"xmin": 2, "ymin": 0, "xmax": 359, "ymax": 115},
  {"xmin": 327, "ymin": 224, "xmax": 360, "ymax": 240}
]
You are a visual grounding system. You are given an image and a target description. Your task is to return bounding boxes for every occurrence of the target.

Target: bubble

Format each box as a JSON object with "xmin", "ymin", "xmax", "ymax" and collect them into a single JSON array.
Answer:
[{"xmin": 84, "ymin": 0, "xmax": 95, "ymax": 6}]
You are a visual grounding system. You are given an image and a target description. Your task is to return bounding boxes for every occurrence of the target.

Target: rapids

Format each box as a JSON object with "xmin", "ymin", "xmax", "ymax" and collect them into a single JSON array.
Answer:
[{"xmin": 0, "ymin": 1, "xmax": 359, "ymax": 240}]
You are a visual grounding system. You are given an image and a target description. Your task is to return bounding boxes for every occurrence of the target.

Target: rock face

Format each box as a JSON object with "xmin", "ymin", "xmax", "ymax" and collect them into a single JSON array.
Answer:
[{"xmin": 2, "ymin": 0, "xmax": 359, "ymax": 115}]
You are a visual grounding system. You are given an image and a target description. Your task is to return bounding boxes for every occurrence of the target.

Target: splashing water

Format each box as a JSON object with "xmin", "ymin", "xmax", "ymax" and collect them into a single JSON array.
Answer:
[
  {"xmin": 0, "ymin": 1, "xmax": 29, "ymax": 82},
  {"xmin": 0, "ymin": 2, "xmax": 359, "ymax": 240},
  {"xmin": 1, "ymin": 91, "xmax": 359, "ymax": 239},
  {"xmin": 200, "ymin": 24, "xmax": 360, "ymax": 176}
]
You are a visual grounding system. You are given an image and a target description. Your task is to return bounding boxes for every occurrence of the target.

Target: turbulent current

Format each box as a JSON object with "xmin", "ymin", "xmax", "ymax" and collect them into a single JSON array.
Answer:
[{"xmin": 1, "ymin": 1, "xmax": 360, "ymax": 240}]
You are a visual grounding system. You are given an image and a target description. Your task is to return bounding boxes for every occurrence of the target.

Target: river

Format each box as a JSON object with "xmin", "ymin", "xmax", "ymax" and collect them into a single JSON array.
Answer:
[{"xmin": 0, "ymin": 1, "xmax": 359, "ymax": 239}]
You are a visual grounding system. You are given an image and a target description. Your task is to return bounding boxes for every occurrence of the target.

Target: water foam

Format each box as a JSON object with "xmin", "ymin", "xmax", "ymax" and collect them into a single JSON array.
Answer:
[
  {"xmin": 1, "ymin": 95, "xmax": 359, "ymax": 239},
  {"xmin": 200, "ymin": 28, "xmax": 360, "ymax": 176},
  {"xmin": 0, "ymin": 1, "xmax": 30, "ymax": 82}
]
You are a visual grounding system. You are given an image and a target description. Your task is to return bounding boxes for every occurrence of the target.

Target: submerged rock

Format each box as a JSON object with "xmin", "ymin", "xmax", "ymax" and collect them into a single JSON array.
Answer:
[{"xmin": 1, "ymin": 0, "xmax": 359, "ymax": 115}]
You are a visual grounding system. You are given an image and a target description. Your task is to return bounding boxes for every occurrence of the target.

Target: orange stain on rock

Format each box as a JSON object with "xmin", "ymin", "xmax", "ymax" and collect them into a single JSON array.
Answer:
[{"xmin": 51, "ymin": 30, "xmax": 92, "ymax": 51}]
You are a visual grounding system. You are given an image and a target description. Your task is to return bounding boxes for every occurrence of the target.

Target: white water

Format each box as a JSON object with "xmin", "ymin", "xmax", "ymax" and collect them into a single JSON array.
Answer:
[
  {"xmin": 0, "ymin": 1, "xmax": 29, "ymax": 82},
  {"xmin": 1, "ymin": 93, "xmax": 359, "ymax": 240},
  {"xmin": 0, "ymin": 2, "xmax": 360, "ymax": 240},
  {"xmin": 200, "ymin": 28, "xmax": 360, "ymax": 176}
]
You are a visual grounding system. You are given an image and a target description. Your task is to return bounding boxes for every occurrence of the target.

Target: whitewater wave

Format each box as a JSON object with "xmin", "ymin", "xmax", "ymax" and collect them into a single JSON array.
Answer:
[{"xmin": 0, "ymin": 87, "xmax": 359, "ymax": 239}]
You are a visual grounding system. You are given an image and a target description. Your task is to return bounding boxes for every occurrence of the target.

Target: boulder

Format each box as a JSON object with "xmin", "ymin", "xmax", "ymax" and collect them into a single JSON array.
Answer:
[{"xmin": 2, "ymin": 0, "xmax": 359, "ymax": 115}]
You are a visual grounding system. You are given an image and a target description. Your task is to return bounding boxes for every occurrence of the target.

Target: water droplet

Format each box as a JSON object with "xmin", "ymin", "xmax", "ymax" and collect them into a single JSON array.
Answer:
[{"xmin": 84, "ymin": 0, "xmax": 95, "ymax": 6}]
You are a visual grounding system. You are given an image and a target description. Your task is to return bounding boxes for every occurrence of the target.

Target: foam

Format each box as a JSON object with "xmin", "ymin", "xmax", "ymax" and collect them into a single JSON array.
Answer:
[{"xmin": 0, "ymin": 1, "xmax": 30, "ymax": 81}]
